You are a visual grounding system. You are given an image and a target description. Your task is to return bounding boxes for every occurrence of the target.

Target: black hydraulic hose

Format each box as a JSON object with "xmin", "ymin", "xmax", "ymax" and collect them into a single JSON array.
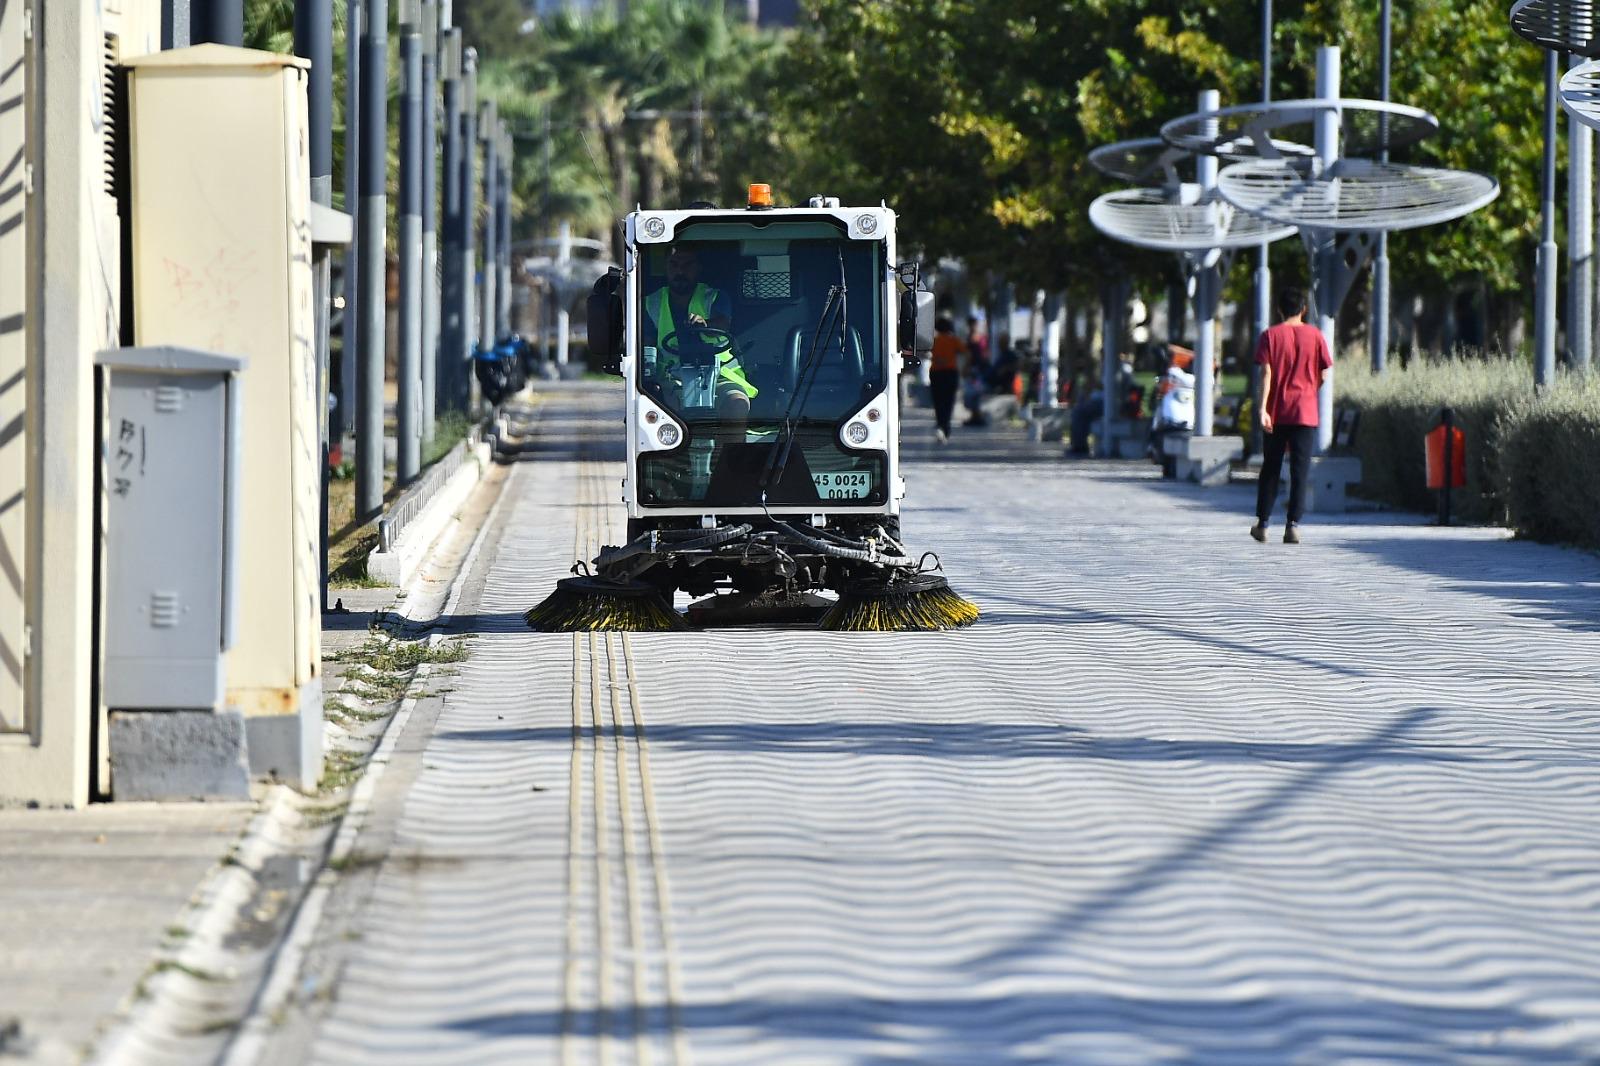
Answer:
[
  {"xmin": 771, "ymin": 519, "xmax": 913, "ymax": 567},
  {"xmin": 596, "ymin": 523, "xmax": 753, "ymax": 568}
]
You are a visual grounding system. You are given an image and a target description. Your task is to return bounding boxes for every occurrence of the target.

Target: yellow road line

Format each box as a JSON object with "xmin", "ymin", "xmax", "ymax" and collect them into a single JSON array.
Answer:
[
  {"xmin": 621, "ymin": 632, "xmax": 693, "ymax": 1066},
  {"xmin": 560, "ymin": 632, "xmax": 583, "ymax": 1066},
  {"xmin": 608, "ymin": 632, "xmax": 654, "ymax": 1066},
  {"xmin": 589, "ymin": 627, "xmax": 616, "ymax": 1066}
]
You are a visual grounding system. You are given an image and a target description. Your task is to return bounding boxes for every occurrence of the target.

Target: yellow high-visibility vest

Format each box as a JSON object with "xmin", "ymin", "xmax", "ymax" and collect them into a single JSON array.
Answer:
[{"xmin": 653, "ymin": 284, "xmax": 758, "ymax": 398}]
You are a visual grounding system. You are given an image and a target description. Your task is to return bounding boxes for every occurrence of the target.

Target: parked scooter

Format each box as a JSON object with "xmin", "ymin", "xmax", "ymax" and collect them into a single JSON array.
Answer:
[{"xmin": 1147, "ymin": 348, "xmax": 1196, "ymax": 476}]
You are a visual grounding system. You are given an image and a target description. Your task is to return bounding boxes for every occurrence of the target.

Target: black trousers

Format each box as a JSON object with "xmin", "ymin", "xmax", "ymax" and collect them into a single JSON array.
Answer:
[
  {"xmin": 930, "ymin": 370, "xmax": 960, "ymax": 434},
  {"xmin": 1256, "ymin": 425, "xmax": 1316, "ymax": 525}
]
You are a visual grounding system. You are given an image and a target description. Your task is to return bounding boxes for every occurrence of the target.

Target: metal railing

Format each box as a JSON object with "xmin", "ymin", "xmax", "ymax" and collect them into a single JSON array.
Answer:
[{"xmin": 376, "ymin": 423, "xmax": 484, "ymax": 553}]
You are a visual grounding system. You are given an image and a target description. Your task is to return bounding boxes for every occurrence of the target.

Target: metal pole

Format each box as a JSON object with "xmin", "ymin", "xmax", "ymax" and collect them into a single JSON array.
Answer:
[
  {"xmin": 1313, "ymin": 45, "xmax": 1340, "ymax": 452},
  {"xmin": 1251, "ymin": 0, "xmax": 1272, "ymax": 457},
  {"xmin": 479, "ymin": 100, "xmax": 499, "ymax": 353},
  {"xmin": 497, "ymin": 130, "xmax": 512, "ymax": 338},
  {"xmin": 339, "ymin": 0, "xmax": 360, "ymax": 439},
  {"xmin": 396, "ymin": 5, "xmax": 422, "ymax": 484},
  {"xmin": 355, "ymin": 0, "xmax": 388, "ymax": 518},
  {"xmin": 1194, "ymin": 89, "xmax": 1220, "ymax": 438},
  {"xmin": 294, "ymin": 0, "xmax": 334, "ymax": 607},
  {"xmin": 439, "ymin": 28, "xmax": 463, "ymax": 415},
  {"xmin": 420, "ymin": 0, "xmax": 440, "ymax": 450},
  {"xmin": 1536, "ymin": 49, "xmax": 1560, "ymax": 389},
  {"xmin": 1370, "ymin": 0, "xmax": 1392, "ymax": 373},
  {"xmin": 1570, "ymin": 52, "xmax": 1593, "ymax": 374},
  {"xmin": 459, "ymin": 52, "xmax": 478, "ymax": 411},
  {"xmin": 161, "ymin": 0, "xmax": 192, "ymax": 48},
  {"xmin": 1099, "ymin": 279, "xmax": 1120, "ymax": 458},
  {"xmin": 556, "ymin": 220, "xmax": 572, "ymax": 366},
  {"xmin": 192, "ymin": 0, "xmax": 243, "ymax": 45}
]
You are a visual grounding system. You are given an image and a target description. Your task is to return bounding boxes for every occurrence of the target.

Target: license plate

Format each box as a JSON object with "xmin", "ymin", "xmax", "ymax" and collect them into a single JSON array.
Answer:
[{"xmin": 812, "ymin": 471, "xmax": 872, "ymax": 500}]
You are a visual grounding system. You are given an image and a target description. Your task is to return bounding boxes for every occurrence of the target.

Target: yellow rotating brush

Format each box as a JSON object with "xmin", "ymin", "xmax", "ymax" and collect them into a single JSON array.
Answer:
[
  {"xmin": 524, "ymin": 576, "xmax": 688, "ymax": 632},
  {"xmin": 820, "ymin": 573, "xmax": 980, "ymax": 632}
]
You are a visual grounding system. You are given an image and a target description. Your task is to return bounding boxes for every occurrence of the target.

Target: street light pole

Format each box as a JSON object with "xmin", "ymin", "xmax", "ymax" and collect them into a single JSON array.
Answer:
[
  {"xmin": 192, "ymin": 0, "xmax": 242, "ymax": 45},
  {"xmin": 1536, "ymin": 49, "xmax": 1560, "ymax": 389},
  {"xmin": 339, "ymin": 0, "xmax": 360, "ymax": 440},
  {"xmin": 293, "ymin": 0, "xmax": 334, "ymax": 604},
  {"xmin": 420, "ymin": 0, "xmax": 440, "ymax": 450},
  {"xmin": 1370, "ymin": 0, "xmax": 1392, "ymax": 373},
  {"xmin": 439, "ymin": 28, "xmax": 463, "ymax": 416},
  {"xmin": 497, "ymin": 127, "xmax": 513, "ymax": 338},
  {"xmin": 1250, "ymin": 0, "xmax": 1272, "ymax": 457},
  {"xmin": 397, "ymin": 0, "xmax": 423, "ymax": 483},
  {"xmin": 459, "ymin": 51, "xmax": 478, "ymax": 412},
  {"xmin": 480, "ymin": 100, "xmax": 499, "ymax": 355},
  {"xmin": 355, "ymin": 0, "xmax": 388, "ymax": 517},
  {"xmin": 1570, "ymin": 52, "xmax": 1593, "ymax": 374},
  {"xmin": 1312, "ymin": 46, "xmax": 1340, "ymax": 453}
]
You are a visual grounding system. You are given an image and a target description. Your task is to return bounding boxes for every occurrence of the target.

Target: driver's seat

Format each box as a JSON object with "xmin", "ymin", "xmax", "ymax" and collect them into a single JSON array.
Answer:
[{"xmin": 784, "ymin": 326, "xmax": 865, "ymax": 393}]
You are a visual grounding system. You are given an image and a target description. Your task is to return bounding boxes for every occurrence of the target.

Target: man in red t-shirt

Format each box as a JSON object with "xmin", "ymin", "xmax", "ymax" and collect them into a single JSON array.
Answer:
[{"xmin": 1251, "ymin": 285, "xmax": 1332, "ymax": 544}]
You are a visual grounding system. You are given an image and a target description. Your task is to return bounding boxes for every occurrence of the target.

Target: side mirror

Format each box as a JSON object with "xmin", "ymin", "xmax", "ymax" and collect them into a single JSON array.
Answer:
[
  {"xmin": 898, "ymin": 288, "xmax": 935, "ymax": 354},
  {"xmin": 587, "ymin": 268, "xmax": 624, "ymax": 375}
]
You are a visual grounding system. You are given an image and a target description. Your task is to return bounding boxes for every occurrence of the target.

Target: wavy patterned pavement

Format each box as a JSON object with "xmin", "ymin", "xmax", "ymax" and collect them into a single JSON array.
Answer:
[{"xmin": 307, "ymin": 383, "xmax": 1600, "ymax": 1066}]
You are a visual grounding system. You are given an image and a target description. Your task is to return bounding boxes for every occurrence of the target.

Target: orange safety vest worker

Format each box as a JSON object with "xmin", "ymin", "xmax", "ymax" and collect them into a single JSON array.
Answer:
[{"xmin": 652, "ymin": 284, "xmax": 759, "ymax": 399}]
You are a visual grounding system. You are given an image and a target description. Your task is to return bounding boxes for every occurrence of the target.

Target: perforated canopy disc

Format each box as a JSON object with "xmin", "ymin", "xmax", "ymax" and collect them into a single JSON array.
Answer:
[
  {"xmin": 1089, "ymin": 135, "xmax": 1311, "ymax": 185},
  {"xmin": 1162, "ymin": 98, "xmax": 1438, "ymax": 160},
  {"xmin": 1216, "ymin": 158, "xmax": 1499, "ymax": 233},
  {"xmin": 1562, "ymin": 59, "xmax": 1600, "ymax": 133},
  {"xmin": 1510, "ymin": 0, "xmax": 1600, "ymax": 57},
  {"xmin": 1088, "ymin": 138, "xmax": 1186, "ymax": 186},
  {"xmin": 1089, "ymin": 188, "xmax": 1298, "ymax": 252}
]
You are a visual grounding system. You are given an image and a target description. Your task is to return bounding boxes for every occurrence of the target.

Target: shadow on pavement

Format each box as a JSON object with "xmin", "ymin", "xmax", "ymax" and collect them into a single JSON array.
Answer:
[{"xmin": 429, "ymin": 717, "xmax": 1476, "ymax": 767}]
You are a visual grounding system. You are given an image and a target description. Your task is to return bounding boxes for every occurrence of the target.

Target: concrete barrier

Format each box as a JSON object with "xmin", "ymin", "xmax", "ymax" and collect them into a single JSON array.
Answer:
[
  {"xmin": 367, "ymin": 437, "xmax": 491, "ymax": 588},
  {"xmin": 1165, "ymin": 433, "xmax": 1243, "ymax": 486}
]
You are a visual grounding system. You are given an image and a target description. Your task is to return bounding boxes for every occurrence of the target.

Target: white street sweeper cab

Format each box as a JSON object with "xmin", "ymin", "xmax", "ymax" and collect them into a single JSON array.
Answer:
[{"xmin": 525, "ymin": 186, "xmax": 977, "ymax": 631}]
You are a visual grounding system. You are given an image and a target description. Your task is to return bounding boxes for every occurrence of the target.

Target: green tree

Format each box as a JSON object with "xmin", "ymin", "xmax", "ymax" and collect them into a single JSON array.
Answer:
[{"xmin": 780, "ymin": 0, "xmax": 1549, "ymax": 344}]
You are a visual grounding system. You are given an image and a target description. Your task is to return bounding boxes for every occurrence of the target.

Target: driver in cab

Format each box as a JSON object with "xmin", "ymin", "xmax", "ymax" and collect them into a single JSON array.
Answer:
[{"xmin": 645, "ymin": 246, "xmax": 759, "ymax": 421}]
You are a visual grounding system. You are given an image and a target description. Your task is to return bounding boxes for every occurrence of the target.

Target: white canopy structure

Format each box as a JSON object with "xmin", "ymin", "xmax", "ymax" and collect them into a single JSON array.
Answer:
[
  {"xmin": 1088, "ymin": 93, "xmax": 1300, "ymax": 437},
  {"xmin": 1160, "ymin": 48, "xmax": 1499, "ymax": 448},
  {"xmin": 1510, "ymin": 0, "xmax": 1600, "ymax": 58},
  {"xmin": 1216, "ymin": 159, "xmax": 1500, "ymax": 233}
]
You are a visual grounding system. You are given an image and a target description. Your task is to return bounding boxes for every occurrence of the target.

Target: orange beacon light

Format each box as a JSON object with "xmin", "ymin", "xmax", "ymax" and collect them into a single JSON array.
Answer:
[{"xmin": 748, "ymin": 183, "xmax": 773, "ymax": 208}]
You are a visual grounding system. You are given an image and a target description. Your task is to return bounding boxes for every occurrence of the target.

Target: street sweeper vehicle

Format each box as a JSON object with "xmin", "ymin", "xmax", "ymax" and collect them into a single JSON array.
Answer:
[{"xmin": 524, "ymin": 186, "xmax": 980, "ymax": 632}]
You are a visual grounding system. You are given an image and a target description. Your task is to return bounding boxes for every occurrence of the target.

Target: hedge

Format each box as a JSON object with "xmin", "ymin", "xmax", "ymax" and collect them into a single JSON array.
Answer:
[{"xmin": 1336, "ymin": 357, "xmax": 1600, "ymax": 550}]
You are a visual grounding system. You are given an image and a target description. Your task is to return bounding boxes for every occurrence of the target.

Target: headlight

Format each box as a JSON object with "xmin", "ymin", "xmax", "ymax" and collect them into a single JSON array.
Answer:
[
  {"xmin": 844, "ymin": 420, "xmax": 870, "ymax": 445},
  {"xmin": 656, "ymin": 423, "xmax": 681, "ymax": 447},
  {"xmin": 855, "ymin": 213, "xmax": 878, "ymax": 235},
  {"xmin": 641, "ymin": 216, "xmax": 667, "ymax": 239}
]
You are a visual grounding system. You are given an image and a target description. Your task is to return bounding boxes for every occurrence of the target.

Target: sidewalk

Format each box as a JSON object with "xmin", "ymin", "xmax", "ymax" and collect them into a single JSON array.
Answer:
[
  {"xmin": 0, "ymin": 422, "xmax": 514, "ymax": 1066},
  {"xmin": 261, "ymin": 383, "xmax": 1600, "ymax": 1064}
]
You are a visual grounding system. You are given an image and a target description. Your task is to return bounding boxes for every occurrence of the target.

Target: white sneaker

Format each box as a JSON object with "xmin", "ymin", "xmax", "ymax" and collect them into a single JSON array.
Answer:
[{"xmin": 935, "ymin": 428, "xmax": 949, "ymax": 443}]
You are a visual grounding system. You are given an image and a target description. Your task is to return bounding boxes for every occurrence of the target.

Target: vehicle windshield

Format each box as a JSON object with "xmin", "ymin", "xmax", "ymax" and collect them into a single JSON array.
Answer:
[{"xmin": 636, "ymin": 220, "xmax": 886, "ymax": 508}]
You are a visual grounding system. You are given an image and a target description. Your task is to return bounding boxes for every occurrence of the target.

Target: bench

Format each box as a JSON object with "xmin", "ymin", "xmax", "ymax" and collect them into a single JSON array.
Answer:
[
  {"xmin": 1027, "ymin": 403, "xmax": 1071, "ymax": 442},
  {"xmin": 1163, "ymin": 432, "xmax": 1244, "ymax": 487},
  {"xmin": 980, "ymin": 393, "xmax": 1022, "ymax": 422},
  {"xmin": 1097, "ymin": 417, "xmax": 1149, "ymax": 459}
]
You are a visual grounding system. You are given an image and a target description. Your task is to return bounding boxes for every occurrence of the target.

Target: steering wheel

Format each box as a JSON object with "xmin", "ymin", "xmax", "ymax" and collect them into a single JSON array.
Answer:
[{"xmin": 660, "ymin": 324, "xmax": 734, "ymax": 365}]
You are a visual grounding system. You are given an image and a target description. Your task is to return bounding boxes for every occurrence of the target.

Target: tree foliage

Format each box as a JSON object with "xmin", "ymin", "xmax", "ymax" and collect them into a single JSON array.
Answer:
[{"xmin": 779, "ymin": 0, "xmax": 1549, "ymax": 312}]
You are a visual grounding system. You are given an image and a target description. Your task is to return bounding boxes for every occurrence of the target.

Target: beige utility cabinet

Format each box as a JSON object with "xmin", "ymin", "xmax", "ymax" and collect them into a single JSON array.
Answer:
[{"xmin": 123, "ymin": 45, "xmax": 321, "ymax": 787}]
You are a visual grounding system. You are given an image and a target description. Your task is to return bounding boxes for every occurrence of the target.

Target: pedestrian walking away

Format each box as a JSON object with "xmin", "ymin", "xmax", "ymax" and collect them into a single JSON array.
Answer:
[
  {"xmin": 1251, "ymin": 284, "xmax": 1331, "ymax": 544},
  {"xmin": 928, "ymin": 316, "xmax": 965, "ymax": 442}
]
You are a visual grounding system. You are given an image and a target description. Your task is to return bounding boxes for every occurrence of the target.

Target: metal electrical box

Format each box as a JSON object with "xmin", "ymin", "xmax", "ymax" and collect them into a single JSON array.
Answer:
[
  {"xmin": 97, "ymin": 347, "xmax": 245, "ymax": 709},
  {"xmin": 122, "ymin": 45, "xmax": 322, "ymax": 785}
]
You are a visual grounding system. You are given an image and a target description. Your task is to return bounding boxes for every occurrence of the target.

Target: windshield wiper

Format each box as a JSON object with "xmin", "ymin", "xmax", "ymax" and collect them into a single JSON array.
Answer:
[{"xmin": 760, "ymin": 248, "xmax": 849, "ymax": 505}]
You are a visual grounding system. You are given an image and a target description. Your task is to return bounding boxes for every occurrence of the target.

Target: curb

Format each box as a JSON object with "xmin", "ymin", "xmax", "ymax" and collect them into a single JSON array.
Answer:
[
  {"xmin": 216, "ymin": 457, "xmax": 518, "ymax": 1066},
  {"xmin": 365, "ymin": 439, "xmax": 492, "ymax": 588}
]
